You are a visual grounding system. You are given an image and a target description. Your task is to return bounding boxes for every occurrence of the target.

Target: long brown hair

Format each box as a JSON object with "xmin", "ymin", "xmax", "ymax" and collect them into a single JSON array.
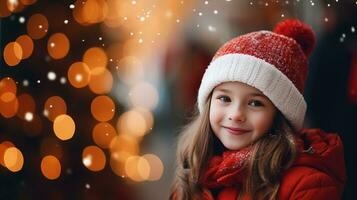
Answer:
[{"xmin": 170, "ymin": 95, "xmax": 297, "ymax": 200}]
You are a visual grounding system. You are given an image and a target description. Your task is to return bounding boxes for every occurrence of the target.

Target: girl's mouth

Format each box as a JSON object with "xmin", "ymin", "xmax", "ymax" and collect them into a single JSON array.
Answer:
[{"xmin": 223, "ymin": 126, "xmax": 250, "ymax": 135}]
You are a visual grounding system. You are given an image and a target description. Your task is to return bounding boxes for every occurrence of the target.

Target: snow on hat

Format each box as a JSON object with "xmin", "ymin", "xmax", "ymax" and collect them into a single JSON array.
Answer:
[{"xmin": 197, "ymin": 19, "xmax": 316, "ymax": 130}]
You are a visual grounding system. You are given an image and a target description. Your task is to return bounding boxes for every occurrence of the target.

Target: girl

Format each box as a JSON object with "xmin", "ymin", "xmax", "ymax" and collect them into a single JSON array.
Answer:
[{"xmin": 170, "ymin": 19, "xmax": 346, "ymax": 200}]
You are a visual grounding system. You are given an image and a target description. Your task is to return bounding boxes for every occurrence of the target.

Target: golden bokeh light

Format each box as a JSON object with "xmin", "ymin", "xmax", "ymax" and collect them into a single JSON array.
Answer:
[
  {"xmin": 137, "ymin": 156, "xmax": 150, "ymax": 180},
  {"xmin": 0, "ymin": 77, "xmax": 17, "ymax": 95},
  {"xmin": 88, "ymin": 69, "xmax": 113, "ymax": 94},
  {"xmin": 15, "ymin": 35, "xmax": 34, "ymax": 59},
  {"xmin": 109, "ymin": 153, "xmax": 126, "ymax": 177},
  {"xmin": 0, "ymin": 141, "xmax": 15, "ymax": 167},
  {"xmin": 143, "ymin": 154, "xmax": 164, "ymax": 181},
  {"xmin": 7, "ymin": 0, "xmax": 25, "ymax": 13},
  {"xmin": 0, "ymin": 0, "xmax": 12, "ymax": 17},
  {"xmin": 20, "ymin": 0, "xmax": 37, "ymax": 5},
  {"xmin": 44, "ymin": 96, "xmax": 67, "ymax": 121},
  {"xmin": 47, "ymin": 33, "xmax": 70, "ymax": 59},
  {"xmin": 124, "ymin": 156, "xmax": 148, "ymax": 182},
  {"xmin": 109, "ymin": 134, "xmax": 139, "ymax": 157},
  {"xmin": 92, "ymin": 122, "xmax": 117, "ymax": 149},
  {"xmin": 41, "ymin": 155, "xmax": 61, "ymax": 180},
  {"xmin": 117, "ymin": 110, "xmax": 147, "ymax": 137},
  {"xmin": 17, "ymin": 93, "xmax": 36, "ymax": 119},
  {"xmin": 0, "ymin": 97, "xmax": 19, "ymax": 118},
  {"xmin": 83, "ymin": 47, "xmax": 108, "ymax": 75},
  {"xmin": 82, "ymin": 145, "xmax": 106, "ymax": 172},
  {"xmin": 73, "ymin": 0, "xmax": 108, "ymax": 25},
  {"xmin": 27, "ymin": 13, "xmax": 49, "ymax": 39},
  {"xmin": 129, "ymin": 82, "xmax": 159, "ymax": 110},
  {"xmin": 67, "ymin": 62, "xmax": 91, "ymax": 88},
  {"xmin": 90, "ymin": 95, "xmax": 115, "ymax": 122},
  {"xmin": 4, "ymin": 147, "xmax": 24, "ymax": 172},
  {"xmin": 3, "ymin": 42, "xmax": 23, "ymax": 66},
  {"xmin": 116, "ymin": 56, "xmax": 144, "ymax": 85},
  {"xmin": 53, "ymin": 114, "xmax": 75, "ymax": 141}
]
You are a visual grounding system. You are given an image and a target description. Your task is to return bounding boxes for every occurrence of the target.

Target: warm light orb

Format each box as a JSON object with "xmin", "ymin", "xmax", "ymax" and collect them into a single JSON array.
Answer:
[
  {"xmin": 27, "ymin": 13, "xmax": 49, "ymax": 39},
  {"xmin": 90, "ymin": 95, "xmax": 115, "ymax": 122},
  {"xmin": 67, "ymin": 62, "xmax": 91, "ymax": 88},
  {"xmin": 3, "ymin": 42, "xmax": 23, "ymax": 66},
  {"xmin": 17, "ymin": 93, "xmax": 36, "ymax": 119},
  {"xmin": 0, "ymin": 77, "xmax": 17, "ymax": 95},
  {"xmin": 116, "ymin": 56, "xmax": 144, "ymax": 85},
  {"xmin": 83, "ymin": 47, "xmax": 108, "ymax": 75},
  {"xmin": 92, "ymin": 122, "xmax": 116, "ymax": 149},
  {"xmin": 82, "ymin": 145, "xmax": 106, "ymax": 172},
  {"xmin": 4, "ymin": 147, "xmax": 24, "ymax": 172},
  {"xmin": 44, "ymin": 96, "xmax": 67, "ymax": 121},
  {"xmin": 53, "ymin": 114, "xmax": 75, "ymax": 141},
  {"xmin": 129, "ymin": 81, "xmax": 159, "ymax": 110},
  {"xmin": 20, "ymin": 0, "xmax": 37, "ymax": 5},
  {"xmin": 117, "ymin": 110, "xmax": 147, "ymax": 137},
  {"xmin": 0, "ymin": 141, "xmax": 15, "ymax": 167},
  {"xmin": 15, "ymin": 35, "xmax": 34, "ymax": 59},
  {"xmin": 41, "ymin": 155, "xmax": 61, "ymax": 180},
  {"xmin": 0, "ymin": 97, "xmax": 19, "ymax": 118},
  {"xmin": 0, "ymin": 0, "xmax": 12, "ymax": 17},
  {"xmin": 125, "ymin": 156, "xmax": 148, "ymax": 182},
  {"xmin": 109, "ymin": 134, "xmax": 139, "ymax": 156},
  {"xmin": 47, "ymin": 33, "xmax": 70, "ymax": 59},
  {"xmin": 88, "ymin": 69, "xmax": 113, "ymax": 94},
  {"xmin": 143, "ymin": 154, "xmax": 164, "ymax": 181}
]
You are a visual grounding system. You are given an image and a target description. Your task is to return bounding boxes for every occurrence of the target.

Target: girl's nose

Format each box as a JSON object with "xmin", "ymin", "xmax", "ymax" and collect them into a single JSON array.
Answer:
[{"xmin": 228, "ymin": 105, "xmax": 246, "ymax": 122}]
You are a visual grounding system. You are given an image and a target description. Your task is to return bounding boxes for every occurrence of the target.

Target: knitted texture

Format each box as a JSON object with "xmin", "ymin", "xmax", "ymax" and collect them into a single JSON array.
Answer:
[{"xmin": 197, "ymin": 19, "xmax": 316, "ymax": 130}]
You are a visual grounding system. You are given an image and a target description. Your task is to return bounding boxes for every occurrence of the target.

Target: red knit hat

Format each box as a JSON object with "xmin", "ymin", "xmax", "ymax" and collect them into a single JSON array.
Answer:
[{"xmin": 197, "ymin": 19, "xmax": 316, "ymax": 130}]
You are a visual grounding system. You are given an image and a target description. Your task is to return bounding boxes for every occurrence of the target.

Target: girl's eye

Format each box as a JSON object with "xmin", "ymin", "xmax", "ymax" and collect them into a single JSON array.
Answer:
[
  {"xmin": 248, "ymin": 100, "xmax": 263, "ymax": 107},
  {"xmin": 217, "ymin": 96, "xmax": 231, "ymax": 102}
]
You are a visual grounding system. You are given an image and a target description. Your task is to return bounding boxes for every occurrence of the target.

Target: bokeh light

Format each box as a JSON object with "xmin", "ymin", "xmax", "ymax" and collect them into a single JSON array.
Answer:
[
  {"xmin": 0, "ymin": 96, "xmax": 19, "ymax": 118},
  {"xmin": 129, "ymin": 82, "xmax": 159, "ymax": 110},
  {"xmin": 125, "ymin": 156, "xmax": 148, "ymax": 182},
  {"xmin": 88, "ymin": 68, "xmax": 113, "ymax": 94},
  {"xmin": 27, "ymin": 13, "xmax": 49, "ymax": 39},
  {"xmin": 109, "ymin": 134, "xmax": 139, "ymax": 157},
  {"xmin": 92, "ymin": 122, "xmax": 117, "ymax": 149},
  {"xmin": 15, "ymin": 35, "xmax": 34, "ymax": 59},
  {"xmin": 143, "ymin": 154, "xmax": 164, "ymax": 181},
  {"xmin": 0, "ymin": 0, "xmax": 12, "ymax": 17},
  {"xmin": 72, "ymin": 0, "xmax": 108, "ymax": 25},
  {"xmin": 82, "ymin": 145, "xmax": 106, "ymax": 172},
  {"xmin": 90, "ymin": 95, "xmax": 115, "ymax": 122},
  {"xmin": 20, "ymin": 0, "xmax": 37, "ymax": 5},
  {"xmin": 47, "ymin": 33, "xmax": 70, "ymax": 59},
  {"xmin": 4, "ymin": 147, "xmax": 24, "ymax": 172},
  {"xmin": 116, "ymin": 56, "xmax": 144, "ymax": 85},
  {"xmin": 53, "ymin": 114, "xmax": 75, "ymax": 141},
  {"xmin": 117, "ymin": 110, "xmax": 148, "ymax": 137},
  {"xmin": 41, "ymin": 155, "xmax": 61, "ymax": 180},
  {"xmin": 44, "ymin": 96, "xmax": 67, "ymax": 121},
  {"xmin": 67, "ymin": 62, "xmax": 91, "ymax": 88},
  {"xmin": 17, "ymin": 93, "xmax": 36, "ymax": 119},
  {"xmin": 82, "ymin": 47, "xmax": 108, "ymax": 75},
  {"xmin": 3, "ymin": 42, "xmax": 23, "ymax": 66},
  {"xmin": 0, "ymin": 141, "xmax": 15, "ymax": 167}
]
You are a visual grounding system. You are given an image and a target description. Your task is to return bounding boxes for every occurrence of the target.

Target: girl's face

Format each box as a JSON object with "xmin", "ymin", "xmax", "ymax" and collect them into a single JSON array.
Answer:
[{"xmin": 209, "ymin": 82, "xmax": 277, "ymax": 151}]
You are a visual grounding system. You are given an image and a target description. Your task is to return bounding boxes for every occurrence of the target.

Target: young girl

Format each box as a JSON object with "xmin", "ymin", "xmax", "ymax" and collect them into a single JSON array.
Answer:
[{"xmin": 170, "ymin": 19, "xmax": 346, "ymax": 200}]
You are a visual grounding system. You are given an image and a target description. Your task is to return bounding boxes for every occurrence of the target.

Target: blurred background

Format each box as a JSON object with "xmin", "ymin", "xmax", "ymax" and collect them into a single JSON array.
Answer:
[{"xmin": 0, "ymin": 0, "xmax": 356, "ymax": 199}]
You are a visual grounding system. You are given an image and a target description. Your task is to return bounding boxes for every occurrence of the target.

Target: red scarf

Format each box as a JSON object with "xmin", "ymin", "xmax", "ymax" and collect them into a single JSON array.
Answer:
[{"xmin": 200, "ymin": 147, "xmax": 252, "ymax": 189}]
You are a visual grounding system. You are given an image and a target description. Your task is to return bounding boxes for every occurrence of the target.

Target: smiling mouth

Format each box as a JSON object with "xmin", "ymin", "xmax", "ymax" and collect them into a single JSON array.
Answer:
[{"xmin": 222, "ymin": 126, "xmax": 250, "ymax": 135}]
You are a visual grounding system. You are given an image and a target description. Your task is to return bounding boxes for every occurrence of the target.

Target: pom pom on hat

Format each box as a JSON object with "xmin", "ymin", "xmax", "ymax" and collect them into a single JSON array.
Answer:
[{"xmin": 273, "ymin": 19, "xmax": 316, "ymax": 56}]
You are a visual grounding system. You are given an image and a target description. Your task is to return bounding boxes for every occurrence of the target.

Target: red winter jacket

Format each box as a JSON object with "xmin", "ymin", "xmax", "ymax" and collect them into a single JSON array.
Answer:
[{"xmin": 201, "ymin": 129, "xmax": 346, "ymax": 200}]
